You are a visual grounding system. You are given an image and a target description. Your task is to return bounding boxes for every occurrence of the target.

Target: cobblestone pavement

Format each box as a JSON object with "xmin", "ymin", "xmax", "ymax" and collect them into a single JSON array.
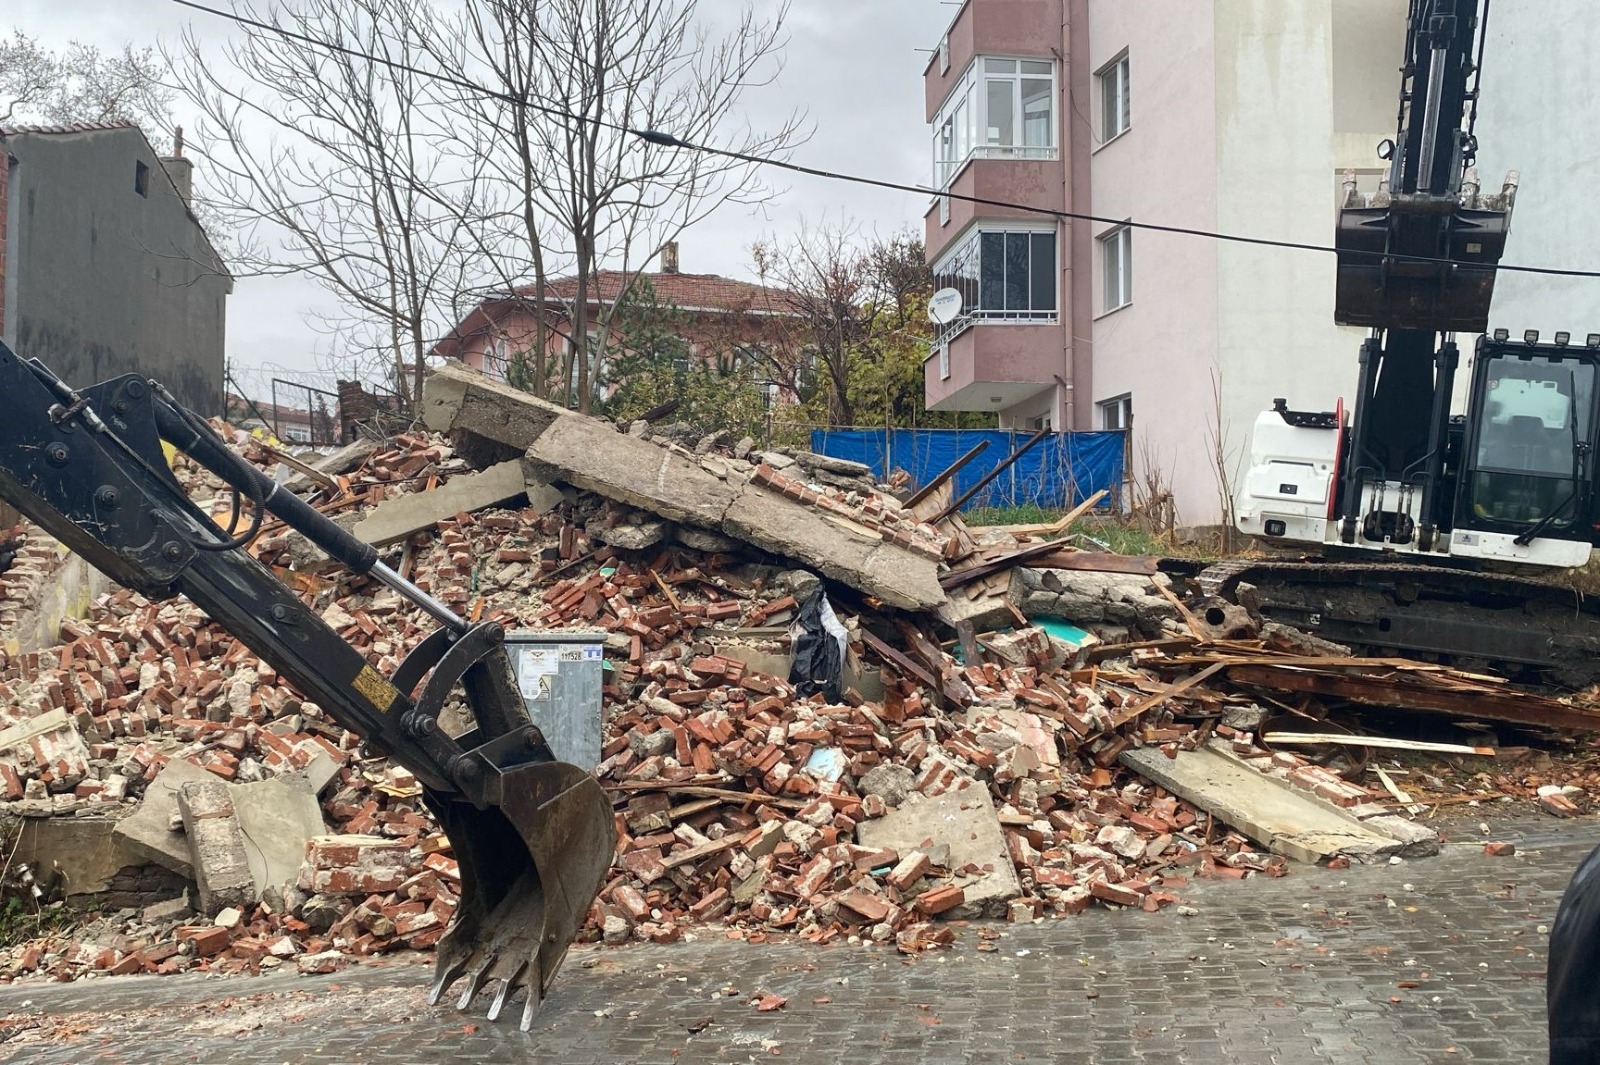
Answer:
[{"xmin": 2, "ymin": 815, "xmax": 1594, "ymax": 1065}]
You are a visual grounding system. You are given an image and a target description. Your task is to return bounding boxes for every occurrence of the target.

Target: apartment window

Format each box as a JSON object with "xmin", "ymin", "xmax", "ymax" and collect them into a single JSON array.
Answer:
[
  {"xmin": 1100, "ymin": 226, "xmax": 1132, "ymax": 312},
  {"xmin": 938, "ymin": 341, "xmax": 951, "ymax": 380},
  {"xmin": 931, "ymin": 57, "xmax": 1056, "ymax": 187},
  {"xmin": 1031, "ymin": 414, "xmax": 1053, "ymax": 431},
  {"xmin": 932, "ymin": 227, "xmax": 1057, "ymax": 335},
  {"xmin": 134, "ymin": 160, "xmax": 150, "ymax": 197},
  {"xmin": 1099, "ymin": 394, "xmax": 1133, "ymax": 431},
  {"xmin": 1099, "ymin": 52, "xmax": 1130, "ymax": 141}
]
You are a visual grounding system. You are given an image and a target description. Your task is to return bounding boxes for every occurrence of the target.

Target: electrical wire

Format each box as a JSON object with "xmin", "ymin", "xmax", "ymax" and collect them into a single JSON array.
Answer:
[{"xmin": 171, "ymin": 0, "xmax": 1600, "ymax": 281}]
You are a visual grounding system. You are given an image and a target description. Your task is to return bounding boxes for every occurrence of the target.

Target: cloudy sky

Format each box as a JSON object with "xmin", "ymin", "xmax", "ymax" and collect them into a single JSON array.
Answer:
[{"xmin": 7, "ymin": 0, "xmax": 939, "ymax": 394}]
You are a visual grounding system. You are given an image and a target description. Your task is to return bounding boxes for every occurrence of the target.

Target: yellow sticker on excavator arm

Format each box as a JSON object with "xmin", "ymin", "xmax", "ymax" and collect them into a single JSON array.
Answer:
[{"xmin": 352, "ymin": 665, "xmax": 400, "ymax": 713}]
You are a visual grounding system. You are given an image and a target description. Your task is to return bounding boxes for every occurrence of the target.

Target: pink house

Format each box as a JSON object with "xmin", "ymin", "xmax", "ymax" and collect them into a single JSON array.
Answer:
[{"xmin": 432, "ymin": 246, "xmax": 801, "ymax": 403}]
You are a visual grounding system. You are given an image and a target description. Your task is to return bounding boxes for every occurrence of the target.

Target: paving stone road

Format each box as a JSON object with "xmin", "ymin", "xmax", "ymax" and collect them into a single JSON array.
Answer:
[{"xmin": 2, "ymin": 814, "xmax": 1594, "ymax": 1064}]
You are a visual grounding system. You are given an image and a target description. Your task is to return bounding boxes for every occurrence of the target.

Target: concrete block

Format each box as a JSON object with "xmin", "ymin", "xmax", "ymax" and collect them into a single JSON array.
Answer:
[
  {"xmin": 113, "ymin": 757, "xmax": 214, "ymax": 875},
  {"xmin": 856, "ymin": 785, "xmax": 1021, "ymax": 917},
  {"xmin": 1009, "ymin": 568, "xmax": 1176, "ymax": 635},
  {"xmin": 175, "ymin": 780, "xmax": 255, "ymax": 915},
  {"xmin": 422, "ymin": 361, "xmax": 567, "ymax": 450},
  {"xmin": 231, "ymin": 776, "xmax": 329, "ymax": 901},
  {"xmin": 354, "ymin": 459, "xmax": 556, "ymax": 546}
]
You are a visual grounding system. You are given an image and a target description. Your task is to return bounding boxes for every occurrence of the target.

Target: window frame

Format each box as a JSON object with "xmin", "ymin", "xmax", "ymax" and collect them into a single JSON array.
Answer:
[
  {"xmin": 1098, "ymin": 51, "xmax": 1130, "ymax": 142},
  {"xmin": 1099, "ymin": 393, "xmax": 1133, "ymax": 432},
  {"xmin": 930, "ymin": 224, "xmax": 1059, "ymax": 344},
  {"xmin": 930, "ymin": 55, "xmax": 1057, "ymax": 189},
  {"xmin": 1099, "ymin": 225, "xmax": 1133, "ymax": 314}
]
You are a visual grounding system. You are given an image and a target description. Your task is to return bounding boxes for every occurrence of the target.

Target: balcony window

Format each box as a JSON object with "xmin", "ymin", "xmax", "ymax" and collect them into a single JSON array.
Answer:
[
  {"xmin": 1099, "ymin": 52, "xmax": 1130, "ymax": 141},
  {"xmin": 931, "ymin": 57, "xmax": 1056, "ymax": 187},
  {"xmin": 1100, "ymin": 226, "xmax": 1132, "ymax": 312},
  {"xmin": 932, "ymin": 227, "xmax": 1057, "ymax": 340}
]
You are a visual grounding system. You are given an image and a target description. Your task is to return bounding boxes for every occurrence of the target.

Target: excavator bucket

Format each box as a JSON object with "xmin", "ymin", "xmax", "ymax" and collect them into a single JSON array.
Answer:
[{"xmin": 425, "ymin": 761, "xmax": 614, "ymax": 1029}]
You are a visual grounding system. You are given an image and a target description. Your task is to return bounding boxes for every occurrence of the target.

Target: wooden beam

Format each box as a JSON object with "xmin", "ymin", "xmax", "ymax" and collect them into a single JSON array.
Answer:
[
  {"xmin": 987, "ymin": 488, "xmax": 1108, "ymax": 535},
  {"xmin": 1264, "ymin": 731, "xmax": 1496, "ymax": 756},
  {"xmin": 1223, "ymin": 662, "xmax": 1600, "ymax": 732},
  {"xmin": 931, "ymin": 427, "xmax": 1052, "ymax": 523},
  {"xmin": 904, "ymin": 441, "xmax": 990, "ymax": 509}
]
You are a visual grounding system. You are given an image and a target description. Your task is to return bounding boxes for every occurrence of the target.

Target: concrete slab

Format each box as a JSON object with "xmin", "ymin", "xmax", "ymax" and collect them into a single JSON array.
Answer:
[
  {"xmin": 424, "ymin": 363, "xmax": 947, "ymax": 612},
  {"xmin": 525, "ymin": 414, "xmax": 740, "ymax": 528},
  {"xmin": 232, "ymin": 776, "xmax": 329, "ymax": 901},
  {"xmin": 856, "ymin": 784, "xmax": 1021, "ymax": 917},
  {"xmin": 8, "ymin": 813, "xmax": 147, "ymax": 899},
  {"xmin": 1119, "ymin": 743, "xmax": 1422, "ymax": 863},
  {"xmin": 112, "ymin": 757, "xmax": 214, "ymax": 875},
  {"xmin": 353, "ymin": 459, "xmax": 556, "ymax": 546},
  {"xmin": 721, "ymin": 482, "xmax": 946, "ymax": 611}
]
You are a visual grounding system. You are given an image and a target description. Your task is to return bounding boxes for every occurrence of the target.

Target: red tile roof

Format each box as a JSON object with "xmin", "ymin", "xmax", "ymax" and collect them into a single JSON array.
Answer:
[
  {"xmin": 0, "ymin": 119, "xmax": 142, "ymax": 137},
  {"xmin": 433, "ymin": 269, "xmax": 798, "ymax": 359},
  {"xmin": 519, "ymin": 270, "xmax": 790, "ymax": 314}
]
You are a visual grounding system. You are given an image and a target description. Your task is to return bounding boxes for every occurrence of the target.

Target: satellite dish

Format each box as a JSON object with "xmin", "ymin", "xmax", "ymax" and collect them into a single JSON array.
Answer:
[{"xmin": 927, "ymin": 287, "xmax": 963, "ymax": 325}]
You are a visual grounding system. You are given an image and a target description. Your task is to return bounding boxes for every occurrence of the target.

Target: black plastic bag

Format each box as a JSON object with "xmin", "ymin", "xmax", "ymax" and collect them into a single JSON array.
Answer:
[{"xmin": 788, "ymin": 587, "xmax": 846, "ymax": 702}]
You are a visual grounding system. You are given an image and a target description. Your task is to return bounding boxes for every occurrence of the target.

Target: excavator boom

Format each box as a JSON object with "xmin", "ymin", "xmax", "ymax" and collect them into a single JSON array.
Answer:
[{"xmin": 0, "ymin": 343, "xmax": 615, "ymax": 1028}]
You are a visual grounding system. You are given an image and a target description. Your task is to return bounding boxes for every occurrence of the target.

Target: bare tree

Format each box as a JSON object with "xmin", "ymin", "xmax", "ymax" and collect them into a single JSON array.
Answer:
[
  {"xmin": 0, "ymin": 30, "xmax": 175, "ymax": 131},
  {"xmin": 167, "ymin": 0, "xmax": 481, "ymax": 409},
  {"xmin": 752, "ymin": 221, "xmax": 923, "ymax": 428},
  {"xmin": 433, "ymin": 0, "xmax": 806, "ymax": 412}
]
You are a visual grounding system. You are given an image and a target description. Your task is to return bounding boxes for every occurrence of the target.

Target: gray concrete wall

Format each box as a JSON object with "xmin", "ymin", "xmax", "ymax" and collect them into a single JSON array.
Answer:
[{"xmin": 3, "ymin": 127, "xmax": 230, "ymax": 414}]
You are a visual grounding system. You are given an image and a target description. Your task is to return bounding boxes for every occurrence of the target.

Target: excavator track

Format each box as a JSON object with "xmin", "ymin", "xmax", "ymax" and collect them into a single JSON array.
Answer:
[{"xmin": 1199, "ymin": 557, "xmax": 1600, "ymax": 689}]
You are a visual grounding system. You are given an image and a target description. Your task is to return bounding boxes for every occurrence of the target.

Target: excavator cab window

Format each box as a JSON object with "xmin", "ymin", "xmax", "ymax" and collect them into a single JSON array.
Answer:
[{"xmin": 1464, "ymin": 352, "xmax": 1596, "ymax": 530}]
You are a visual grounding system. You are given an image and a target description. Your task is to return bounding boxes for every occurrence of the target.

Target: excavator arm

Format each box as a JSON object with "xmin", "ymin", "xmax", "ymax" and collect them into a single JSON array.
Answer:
[{"xmin": 0, "ymin": 342, "xmax": 614, "ymax": 1029}]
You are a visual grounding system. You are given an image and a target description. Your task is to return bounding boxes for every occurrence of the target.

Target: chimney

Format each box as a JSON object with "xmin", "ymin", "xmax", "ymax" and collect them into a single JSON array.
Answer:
[
  {"xmin": 661, "ymin": 241, "xmax": 679, "ymax": 274},
  {"xmin": 160, "ymin": 125, "xmax": 193, "ymax": 206}
]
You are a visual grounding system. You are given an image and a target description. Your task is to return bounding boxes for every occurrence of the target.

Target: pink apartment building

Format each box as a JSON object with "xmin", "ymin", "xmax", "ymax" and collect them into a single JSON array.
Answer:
[{"xmin": 924, "ymin": 0, "xmax": 1407, "ymax": 523}]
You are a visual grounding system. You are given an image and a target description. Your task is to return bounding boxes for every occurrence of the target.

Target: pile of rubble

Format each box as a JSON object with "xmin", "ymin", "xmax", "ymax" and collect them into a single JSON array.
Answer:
[{"xmin": 0, "ymin": 362, "xmax": 1589, "ymax": 985}]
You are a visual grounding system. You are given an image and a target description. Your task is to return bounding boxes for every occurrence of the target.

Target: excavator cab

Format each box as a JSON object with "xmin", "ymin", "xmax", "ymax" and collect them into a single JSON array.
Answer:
[{"xmin": 1453, "ymin": 335, "xmax": 1600, "ymax": 554}]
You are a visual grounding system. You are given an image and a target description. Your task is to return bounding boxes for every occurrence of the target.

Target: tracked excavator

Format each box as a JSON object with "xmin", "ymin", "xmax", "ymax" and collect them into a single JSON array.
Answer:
[
  {"xmin": 0, "ymin": 343, "xmax": 616, "ymax": 1029},
  {"xmin": 1231, "ymin": 0, "xmax": 1600, "ymax": 685}
]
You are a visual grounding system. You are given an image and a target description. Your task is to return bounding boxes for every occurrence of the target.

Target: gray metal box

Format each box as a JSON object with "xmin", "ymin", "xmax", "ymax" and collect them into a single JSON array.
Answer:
[{"xmin": 503, "ymin": 631, "xmax": 607, "ymax": 770}]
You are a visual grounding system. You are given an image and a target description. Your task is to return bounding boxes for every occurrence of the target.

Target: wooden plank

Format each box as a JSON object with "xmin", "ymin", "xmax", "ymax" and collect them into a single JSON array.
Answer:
[
  {"xmin": 953, "ymin": 619, "xmax": 983, "ymax": 666},
  {"xmin": 1264, "ymin": 732, "xmax": 1496, "ymax": 756},
  {"xmin": 940, "ymin": 537, "xmax": 1069, "ymax": 591},
  {"xmin": 1021, "ymin": 550, "xmax": 1163, "ymax": 576},
  {"xmin": 1107, "ymin": 661, "xmax": 1228, "ymax": 731},
  {"xmin": 1223, "ymin": 663, "xmax": 1600, "ymax": 732},
  {"xmin": 1084, "ymin": 637, "xmax": 1198, "ymax": 665},
  {"xmin": 989, "ymin": 489, "xmax": 1109, "ymax": 535}
]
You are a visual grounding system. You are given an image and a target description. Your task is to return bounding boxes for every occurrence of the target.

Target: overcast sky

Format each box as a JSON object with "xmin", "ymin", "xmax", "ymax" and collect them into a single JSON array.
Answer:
[{"xmin": 7, "ymin": 0, "xmax": 938, "ymax": 395}]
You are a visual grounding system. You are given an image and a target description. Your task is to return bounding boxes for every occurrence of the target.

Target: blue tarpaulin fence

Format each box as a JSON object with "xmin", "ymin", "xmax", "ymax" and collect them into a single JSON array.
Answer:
[{"xmin": 808, "ymin": 428, "xmax": 1125, "ymax": 511}]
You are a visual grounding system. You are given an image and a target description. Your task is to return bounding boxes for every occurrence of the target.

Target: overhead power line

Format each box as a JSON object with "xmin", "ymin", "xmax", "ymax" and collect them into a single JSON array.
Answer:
[{"xmin": 172, "ymin": 0, "xmax": 1600, "ymax": 282}]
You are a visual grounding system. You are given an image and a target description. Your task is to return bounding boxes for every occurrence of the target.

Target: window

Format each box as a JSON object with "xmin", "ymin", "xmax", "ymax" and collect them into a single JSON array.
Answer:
[
  {"xmin": 1099, "ymin": 394, "xmax": 1133, "ymax": 431},
  {"xmin": 930, "ymin": 56, "xmax": 1056, "ymax": 187},
  {"xmin": 1031, "ymin": 415, "xmax": 1053, "ymax": 431},
  {"xmin": 932, "ymin": 227, "xmax": 1057, "ymax": 337},
  {"xmin": 281, "ymin": 423, "xmax": 312, "ymax": 443},
  {"xmin": 939, "ymin": 34, "xmax": 949, "ymax": 74},
  {"xmin": 1099, "ymin": 52, "xmax": 1130, "ymax": 141},
  {"xmin": 1100, "ymin": 226, "xmax": 1132, "ymax": 312},
  {"xmin": 134, "ymin": 160, "xmax": 150, "ymax": 198},
  {"xmin": 938, "ymin": 341, "xmax": 951, "ymax": 380}
]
